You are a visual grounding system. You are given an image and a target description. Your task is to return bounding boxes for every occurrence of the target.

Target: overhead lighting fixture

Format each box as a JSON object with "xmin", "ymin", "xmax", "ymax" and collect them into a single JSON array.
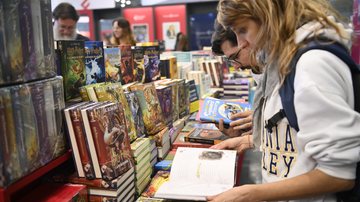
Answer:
[{"xmin": 126, "ymin": 0, "xmax": 131, "ymax": 5}]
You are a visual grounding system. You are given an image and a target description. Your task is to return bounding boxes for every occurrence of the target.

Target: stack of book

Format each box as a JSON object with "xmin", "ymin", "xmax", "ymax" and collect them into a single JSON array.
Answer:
[
  {"xmin": 222, "ymin": 78, "xmax": 251, "ymax": 100},
  {"xmin": 131, "ymin": 138, "xmax": 152, "ymax": 195},
  {"xmin": 64, "ymin": 101, "xmax": 135, "ymax": 200}
]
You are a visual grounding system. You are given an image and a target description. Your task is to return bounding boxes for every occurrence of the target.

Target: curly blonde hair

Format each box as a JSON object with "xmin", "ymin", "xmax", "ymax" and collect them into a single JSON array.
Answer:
[{"xmin": 217, "ymin": 0, "xmax": 349, "ymax": 81}]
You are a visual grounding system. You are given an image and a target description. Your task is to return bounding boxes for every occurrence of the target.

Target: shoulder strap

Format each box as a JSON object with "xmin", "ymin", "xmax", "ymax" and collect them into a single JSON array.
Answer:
[{"xmin": 279, "ymin": 40, "xmax": 360, "ymax": 132}]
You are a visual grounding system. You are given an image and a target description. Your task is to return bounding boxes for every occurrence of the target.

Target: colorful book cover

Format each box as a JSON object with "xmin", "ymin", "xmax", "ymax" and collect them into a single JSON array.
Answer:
[
  {"xmin": 188, "ymin": 79, "xmax": 200, "ymax": 113},
  {"xmin": 120, "ymin": 45, "xmax": 134, "ymax": 84},
  {"xmin": 85, "ymin": 41, "xmax": 106, "ymax": 85},
  {"xmin": 19, "ymin": 0, "xmax": 37, "ymax": 81},
  {"xmin": 199, "ymin": 97, "xmax": 252, "ymax": 125},
  {"xmin": 104, "ymin": 47, "xmax": 121, "ymax": 83},
  {"xmin": 84, "ymin": 103, "xmax": 133, "ymax": 181},
  {"xmin": 184, "ymin": 128, "xmax": 228, "ymax": 145},
  {"xmin": 176, "ymin": 79, "xmax": 188, "ymax": 118},
  {"xmin": 141, "ymin": 171, "xmax": 170, "ymax": 198},
  {"xmin": 57, "ymin": 40, "xmax": 86, "ymax": 101},
  {"xmin": 156, "ymin": 85, "xmax": 173, "ymax": 126},
  {"xmin": 4, "ymin": 0, "xmax": 24, "ymax": 83},
  {"xmin": 125, "ymin": 91, "xmax": 146, "ymax": 137},
  {"xmin": 144, "ymin": 46, "xmax": 161, "ymax": 83},
  {"xmin": 132, "ymin": 46, "xmax": 145, "ymax": 83},
  {"xmin": 130, "ymin": 83, "xmax": 166, "ymax": 135},
  {"xmin": 94, "ymin": 83, "xmax": 138, "ymax": 142}
]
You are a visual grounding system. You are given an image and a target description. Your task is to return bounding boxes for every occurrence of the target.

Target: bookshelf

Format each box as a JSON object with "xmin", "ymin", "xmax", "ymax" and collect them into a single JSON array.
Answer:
[{"xmin": 0, "ymin": 150, "xmax": 72, "ymax": 202}]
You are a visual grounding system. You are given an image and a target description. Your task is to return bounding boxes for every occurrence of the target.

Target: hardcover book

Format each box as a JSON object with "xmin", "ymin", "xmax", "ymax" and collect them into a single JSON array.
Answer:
[
  {"xmin": 132, "ymin": 46, "xmax": 145, "ymax": 83},
  {"xmin": 171, "ymin": 132, "xmax": 211, "ymax": 150},
  {"xmin": 104, "ymin": 47, "xmax": 121, "ymax": 83},
  {"xmin": 156, "ymin": 85, "xmax": 173, "ymax": 126},
  {"xmin": 129, "ymin": 83, "xmax": 165, "ymax": 135},
  {"xmin": 184, "ymin": 128, "xmax": 228, "ymax": 145},
  {"xmin": 125, "ymin": 91, "xmax": 146, "ymax": 137},
  {"xmin": 154, "ymin": 147, "xmax": 237, "ymax": 201},
  {"xmin": 74, "ymin": 166, "xmax": 134, "ymax": 190},
  {"xmin": 199, "ymin": 97, "xmax": 252, "ymax": 125},
  {"xmin": 65, "ymin": 102, "xmax": 97, "ymax": 179},
  {"xmin": 143, "ymin": 45, "xmax": 161, "ymax": 83},
  {"xmin": 119, "ymin": 45, "xmax": 134, "ymax": 84},
  {"xmin": 85, "ymin": 41, "xmax": 106, "ymax": 85},
  {"xmin": 82, "ymin": 102, "xmax": 133, "ymax": 181},
  {"xmin": 57, "ymin": 40, "xmax": 86, "ymax": 101}
]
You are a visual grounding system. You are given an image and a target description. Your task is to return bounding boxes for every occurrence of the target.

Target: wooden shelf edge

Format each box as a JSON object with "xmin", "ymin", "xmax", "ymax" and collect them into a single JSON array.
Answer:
[{"xmin": 0, "ymin": 150, "xmax": 72, "ymax": 197}]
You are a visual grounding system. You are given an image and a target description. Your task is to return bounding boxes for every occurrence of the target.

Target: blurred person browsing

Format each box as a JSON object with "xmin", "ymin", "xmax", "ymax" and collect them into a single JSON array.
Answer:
[{"xmin": 52, "ymin": 3, "xmax": 90, "ymax": 41}]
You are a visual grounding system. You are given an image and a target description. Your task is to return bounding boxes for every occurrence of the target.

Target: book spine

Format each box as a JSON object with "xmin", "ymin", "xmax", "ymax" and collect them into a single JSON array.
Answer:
[
  {"xmin": 184, "ymin": 136, "xmax": 215, "ymax": 145},
  {"xmin": 70, "ymin": 108, "xmax": 96, "ymax": 179},
  {"xmin": 30, "ymin": 83, "xmax": 50, "ymax": 166},
  {"xmin": 0, "ymin": 0, "xmax": 8, "ymax": 84},
  {"xmin": 50, "ymin": 77, "xmax": 66, "ymax": 158},
  {"xmin": 40, "ymin": 0, "xmax": 56, "ymax": 76},
  {"xmin": 0, "ymin": 95, "xmax": 7, "ymax": 186},
  {"xmin": 4, "ymin": 0, "xmax": 24, "ymax": 83},
  {"xmin": 43, "ymin": 81, "xmax": 57, "ymax": 162},
  {"xmin": 2, "ymin": 89, "xmax": 22, "ymax": 183},
  {"xmin": 19, "ymin": 85, "xmax": 40, "ymax": 172},
  {"xmin": 10, "ymin": 87, "xmax": 28, "ymax": 174},
  {"xmin": 19, "ymin": 0, "xmax": 36, "ymax": 81},
  {"xmin": 30, "ymin": 0, "xmax": 45, "ymax": 78}
]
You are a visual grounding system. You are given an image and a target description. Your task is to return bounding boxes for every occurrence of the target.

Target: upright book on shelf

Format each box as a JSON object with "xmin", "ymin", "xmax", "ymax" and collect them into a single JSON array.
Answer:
[
  {"xmin": 154, "ymin": 147, "xmax": 237, "ymax": 201},
  {"xmin": 84, "ymin": 41, "xmax": 106, "ymax": 85},
  {"xmin": 82, "ymin": 102, "xmax": 133, "ymax": 181}
]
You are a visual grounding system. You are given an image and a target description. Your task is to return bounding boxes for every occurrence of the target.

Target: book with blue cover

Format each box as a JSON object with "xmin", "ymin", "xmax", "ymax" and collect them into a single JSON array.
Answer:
[{"xmin": 199, "ymin": 97, "xmax": 251, "ymax": 125}]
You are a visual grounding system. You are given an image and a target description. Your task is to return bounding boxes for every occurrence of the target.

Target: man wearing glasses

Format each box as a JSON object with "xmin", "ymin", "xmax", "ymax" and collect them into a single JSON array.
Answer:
[
  {"xmin": 53, "ymin": 3, "xmax": 90, "ymax": 41},
  {"xmin": 210, "ymin": 20, "xmax": 262, "ymax": 137}
]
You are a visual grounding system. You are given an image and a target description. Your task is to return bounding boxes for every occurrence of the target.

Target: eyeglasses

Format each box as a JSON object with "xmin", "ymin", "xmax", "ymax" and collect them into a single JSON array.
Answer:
[{"xmin": 226, "ymin": 47, "xmax": 242, "ymax": 66}]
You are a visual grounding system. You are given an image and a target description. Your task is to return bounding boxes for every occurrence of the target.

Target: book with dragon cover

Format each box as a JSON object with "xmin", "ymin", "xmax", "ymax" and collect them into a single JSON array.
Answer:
[{"xmin": 82, "ymin": 102, "xmax": 134, "ymax": 181}]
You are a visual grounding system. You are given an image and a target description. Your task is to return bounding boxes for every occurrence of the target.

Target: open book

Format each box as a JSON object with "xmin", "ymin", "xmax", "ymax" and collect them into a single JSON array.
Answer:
[{"xmin": 154, "ymin": 147, "xmax": 237, "ymax": 201}]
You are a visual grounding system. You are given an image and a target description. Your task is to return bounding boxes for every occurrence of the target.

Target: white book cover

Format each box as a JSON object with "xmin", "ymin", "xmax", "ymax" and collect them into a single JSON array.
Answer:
[{"xmin": 155, "ymin": 147, "xmax": 237, "ymax": 201}]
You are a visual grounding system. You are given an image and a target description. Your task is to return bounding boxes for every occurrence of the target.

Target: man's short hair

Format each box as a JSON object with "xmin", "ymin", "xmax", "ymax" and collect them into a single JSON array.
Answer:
[
  {"xmin": 53, "ymin": 3, "xmax": 79, "ymax": 21},
  {"xmin": 211, "ymin": 19, "xmax": 237, "ymax": 55}
]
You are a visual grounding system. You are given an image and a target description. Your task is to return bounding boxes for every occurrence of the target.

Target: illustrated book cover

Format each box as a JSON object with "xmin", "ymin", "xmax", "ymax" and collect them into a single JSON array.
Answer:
[
  {"xmin": 199, "ymin": 97, "xmax": 252, "ymax": 125},
  {"xmin": 154, "ymin": 147, "xmax": 237, "ymax": 201},
  {"xmin": 184, "ymin": 128, "xmax": 229, "ymax": 145}
]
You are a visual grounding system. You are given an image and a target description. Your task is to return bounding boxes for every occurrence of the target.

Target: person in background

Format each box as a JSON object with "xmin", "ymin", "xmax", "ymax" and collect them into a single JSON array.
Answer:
[
  {"xmin": 174, "ymin": 32, "xmax": 189, "ymax": 51},
  {"xmin": 110, "ymin": 17, "xmax": 136, "ymax": 46},
  {"xmin": 208, "ymin": 0, "xmax": 360, "ymax": 201},
  {"xmin": 53, "ymin": 3, "xmax": 90, "ymax": 41}
]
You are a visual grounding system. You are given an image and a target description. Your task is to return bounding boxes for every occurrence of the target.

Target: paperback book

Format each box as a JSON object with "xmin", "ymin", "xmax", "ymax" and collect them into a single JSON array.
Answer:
[{"xmin": 199, "ymin": 97, "xmax": 251, "ymax": 125}]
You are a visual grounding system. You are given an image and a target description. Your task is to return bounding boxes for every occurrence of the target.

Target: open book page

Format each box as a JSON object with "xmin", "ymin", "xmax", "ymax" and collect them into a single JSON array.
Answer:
[{"xmin": 155, "ymin": 147, "xmax": 237, "ymax": 201}]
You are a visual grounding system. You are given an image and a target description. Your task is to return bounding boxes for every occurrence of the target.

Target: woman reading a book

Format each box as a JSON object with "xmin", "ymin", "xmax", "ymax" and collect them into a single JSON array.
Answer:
[
  {"xmin": 110, "ymin": 17, "xmax": 136, "ymax": 46},
  {"xmin": 209, "ymin": 0, "xmax": 360, "ymax": 201}
]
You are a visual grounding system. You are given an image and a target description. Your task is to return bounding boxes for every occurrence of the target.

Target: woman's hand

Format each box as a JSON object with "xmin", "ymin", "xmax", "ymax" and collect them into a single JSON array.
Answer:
[
  {"xmin": 217, "ymin": 110, "xmax": 253, "ymax": 137},
  {"xmin": 206, "ymin": 185, "xmax": 260, "ymax": 202},
  {"xmin": 211, "ymin": 135, "xmax": 254, "ymax": 154}
]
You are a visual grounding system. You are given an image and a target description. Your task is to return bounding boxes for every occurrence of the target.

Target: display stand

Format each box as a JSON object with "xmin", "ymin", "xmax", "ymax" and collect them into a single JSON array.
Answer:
[{"xmin": 0, "ymin": 150, "xmax": 72, "ymax": 202}]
